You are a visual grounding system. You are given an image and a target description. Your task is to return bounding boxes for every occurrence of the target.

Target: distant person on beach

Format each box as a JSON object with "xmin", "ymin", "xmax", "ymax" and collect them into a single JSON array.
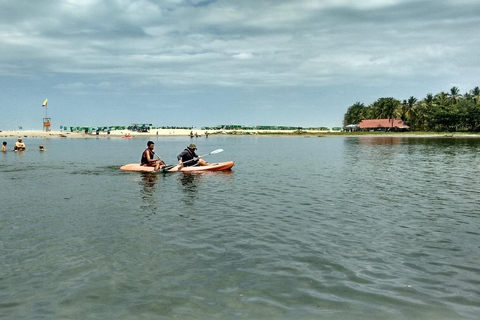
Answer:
[
  {"xmin": 2, "ymin": 141, "xmax": 6, "ymax": 152},
  {"xmin": 14, "ymin": 138, "xmax": 26, "ymax": 151},
  {"xmin": 177, "ymin": 143, "xmax": 208, "ymax": 168},
  {"xmin": 141, "ymin": 141, "xmax": 165, "ymax": 171}
]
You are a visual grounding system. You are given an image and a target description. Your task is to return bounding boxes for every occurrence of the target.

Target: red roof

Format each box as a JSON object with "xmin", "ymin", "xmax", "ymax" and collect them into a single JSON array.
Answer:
[{"xmin": 358, "ymin": 119, "xmax": 409, "ymax": 129}]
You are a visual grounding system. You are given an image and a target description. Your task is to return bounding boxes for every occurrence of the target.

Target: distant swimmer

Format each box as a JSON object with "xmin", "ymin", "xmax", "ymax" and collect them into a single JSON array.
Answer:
[
  {"xmin": 2, "ymin": 141, "xmax": 6, "ymax": 152},
  {"xmin": 14, "ymin": 138, "xmax": 26, "ymax": 151},
  {"xmin": 39, "ymin": 145, "xmax": 45, "ymax": 151}
]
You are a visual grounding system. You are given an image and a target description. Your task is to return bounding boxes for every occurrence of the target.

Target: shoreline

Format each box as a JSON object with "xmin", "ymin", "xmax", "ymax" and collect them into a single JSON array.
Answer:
[{"xmin": 1, "ymin": 129, "xmax": 479, "ymax": 139}]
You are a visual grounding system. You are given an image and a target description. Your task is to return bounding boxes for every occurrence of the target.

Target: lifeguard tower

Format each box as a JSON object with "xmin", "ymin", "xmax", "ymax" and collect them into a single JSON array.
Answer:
[
  {"xmin": 42, "ymin": 99, "xmax": 51, "ymax": 132},
  {"xmin": 43, "ymin": 117, "xmax": 51, "ymax": 132}
]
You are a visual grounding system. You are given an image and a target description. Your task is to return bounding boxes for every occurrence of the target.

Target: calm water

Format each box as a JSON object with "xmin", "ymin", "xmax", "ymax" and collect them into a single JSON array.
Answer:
[{"xmin": 1, "ymin": 135, "xmax": 479, "ymax": 319}]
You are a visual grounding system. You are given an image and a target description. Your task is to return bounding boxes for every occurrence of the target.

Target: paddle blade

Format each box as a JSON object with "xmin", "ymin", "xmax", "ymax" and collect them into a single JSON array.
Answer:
[
  {"xmin": 160, "ymin": 164, "xmax": 177, "ymax": 172},
  {"xmin": 209, "ymin": 149, "xmax": 224, "ymax": 155}
]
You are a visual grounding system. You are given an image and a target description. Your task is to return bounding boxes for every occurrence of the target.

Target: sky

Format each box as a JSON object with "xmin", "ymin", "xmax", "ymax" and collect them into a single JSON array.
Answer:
[{"xmin": 1, "ymin": 0, "xmax": 479, "ymax": 130}]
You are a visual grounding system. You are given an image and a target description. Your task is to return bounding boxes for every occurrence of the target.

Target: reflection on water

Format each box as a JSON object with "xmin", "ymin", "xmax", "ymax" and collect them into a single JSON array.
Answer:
[
  {"xmin": 345, "ymin": 136, "xmax": 480, "ymax": 161},
  {"xmin": 1, "ymin": 136, "xmax": 479, "ymax": 319},
  {"xmin": 140, "ymin": 172, "xmax": 158, "ymax": 219},
  {"xmin": 356, "ymin": 136, "xmax": 404, "ymax": 145},
  {"xmin": 175, "ymin": 171, "xmax": 234, "ymax": 219},
  {"xmin": 178, "ymin": 173, "xmax": 200, "ymax": 218},
  {"xmin": 180, "ymin": 172, "xmax": 197, "ymax": 188},
  {"xmin": 342, "ymin": 136, "xmax": 480, "ymax": 218}
]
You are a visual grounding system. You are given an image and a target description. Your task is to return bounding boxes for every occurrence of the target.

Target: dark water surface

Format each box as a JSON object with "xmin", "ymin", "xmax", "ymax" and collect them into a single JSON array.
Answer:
[{"xmin": 1, "ymin": 136, "xmax": 479, "ymax": 319}]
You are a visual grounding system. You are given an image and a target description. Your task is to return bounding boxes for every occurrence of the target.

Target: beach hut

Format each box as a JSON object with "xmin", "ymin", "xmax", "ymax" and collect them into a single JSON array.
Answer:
[{"xmin": 358, "ymin": 119, "xmax": 409, "ymax": 132}]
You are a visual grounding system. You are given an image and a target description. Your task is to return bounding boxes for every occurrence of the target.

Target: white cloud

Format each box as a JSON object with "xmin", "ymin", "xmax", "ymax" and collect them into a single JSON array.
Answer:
[
  {"xmin": 2, "ymin": 0, "xmax": 479, "ymax": 88},
  {"xmin": 1, "ymin": 0, "xmax": 480, "ymax": 128},
  {"xmin": 232, "ymin": 52, "xmax": 253, "ymax": 60}
]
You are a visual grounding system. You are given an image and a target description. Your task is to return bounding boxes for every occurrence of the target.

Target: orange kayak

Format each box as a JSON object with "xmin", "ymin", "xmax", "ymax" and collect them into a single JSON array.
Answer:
[{"xmin": 120, "ymin": 161, "xmax": 234, "ymax": 173}]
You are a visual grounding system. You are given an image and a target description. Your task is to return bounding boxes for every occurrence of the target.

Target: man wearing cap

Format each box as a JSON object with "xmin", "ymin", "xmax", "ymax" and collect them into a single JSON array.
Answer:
[
  {"xmin": 177, "ymin": 143, "xmax": 208, "ymax": 168},
  {"xmin": 14, "ymin": 138, "xmax": 26, "ymax": 151}
]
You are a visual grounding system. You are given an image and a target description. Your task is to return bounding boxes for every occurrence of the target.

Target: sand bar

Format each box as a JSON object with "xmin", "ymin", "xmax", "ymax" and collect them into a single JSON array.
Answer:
[
  {"xmin": 0, "ymin": 128, "xmax": 327, "ymax": 138},
  {"xmin": 1, "ymin": 129, "xmax": 479, "ymax": 139},
  {"xmin": 1, "ymin": 129, "xmax": 203, "ymax": 138}
]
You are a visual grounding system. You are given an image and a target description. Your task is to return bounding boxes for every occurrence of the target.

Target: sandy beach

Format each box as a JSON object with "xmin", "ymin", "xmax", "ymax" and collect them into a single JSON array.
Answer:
[
  {"xmin": 0, "ymin": 129, "xmax": 206, "ymax": 139},
  {"xmin": 0, "ymin": 128, "xmax": 329, "ymax": 138},
  {"xmin": 1, "ymin": 129, "xmax": 479, "ymax": 139}
]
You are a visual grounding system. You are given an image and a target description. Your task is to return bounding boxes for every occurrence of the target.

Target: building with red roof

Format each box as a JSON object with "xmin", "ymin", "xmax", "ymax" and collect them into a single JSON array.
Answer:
[{"xmin": 358, "ymin": 119, "xmax": 409, "ymax": 131}]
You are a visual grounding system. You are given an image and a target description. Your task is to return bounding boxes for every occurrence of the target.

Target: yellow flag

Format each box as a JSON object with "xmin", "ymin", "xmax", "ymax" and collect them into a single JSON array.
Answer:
[{"xmin": 42, "ymin": 99, "xmax": 48, "ymax": 107}]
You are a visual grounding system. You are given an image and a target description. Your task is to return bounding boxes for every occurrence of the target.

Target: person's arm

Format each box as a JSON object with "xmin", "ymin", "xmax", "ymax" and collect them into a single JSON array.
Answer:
[
  {"xmin": 152, "ymin": 152, "xmax": 161, "ymax": 164},
  {"xmin": 151, "ymin": 152, "xmax": 160, "ymax": 164},
  {"xmin": 177, "ymin": 152, "xmax": 185, "ymax": 166}
]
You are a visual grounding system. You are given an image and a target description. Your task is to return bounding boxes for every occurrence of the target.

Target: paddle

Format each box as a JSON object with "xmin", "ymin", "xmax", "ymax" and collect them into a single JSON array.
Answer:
[
  {"xmin": 193, "ymin": 148, "xmax": 224, "ymax": 160},
  {"xmin": 161, "ymin": 148, "xmax": 224, "ymax": 172},
  {"xmin": 150, "ymin": 151, "xmax": 166, "ymax": 171}
]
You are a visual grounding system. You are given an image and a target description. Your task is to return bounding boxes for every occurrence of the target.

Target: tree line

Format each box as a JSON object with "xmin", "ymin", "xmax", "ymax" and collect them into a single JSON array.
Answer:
[{"xmin": 343, "ymin": 86, "xmax": 480, "ymax": 132}]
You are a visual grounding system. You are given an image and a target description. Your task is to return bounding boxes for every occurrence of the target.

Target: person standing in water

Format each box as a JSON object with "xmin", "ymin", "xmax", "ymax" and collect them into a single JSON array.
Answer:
[
  {"xmin": 14, "ymin": 138, "xmax": 26, "ymax": 151},
  {"xmin": 2, "ymin": 141, "xmax": 6, "ymax": 152}
]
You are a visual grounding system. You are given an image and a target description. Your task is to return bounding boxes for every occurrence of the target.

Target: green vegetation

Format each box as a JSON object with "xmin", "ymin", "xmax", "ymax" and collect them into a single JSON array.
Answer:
[
  {"xmin": 343, "ymin": 86, "xmax": 480, "ymax": 132},
  {"xmin": 201, "ymin": 125, "xmax": 333, "ymax": 131}
]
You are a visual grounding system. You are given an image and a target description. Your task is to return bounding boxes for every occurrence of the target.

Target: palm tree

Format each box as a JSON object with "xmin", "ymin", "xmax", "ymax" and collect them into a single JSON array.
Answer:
[
  {"xmin": 372, "ymin": 97, "xmax": 401, "ymax": 129},
  {"xmin": 420, "ymin": 94, "xmax": 435, "ymax": 131},
  {"xmin": 435, "ymin": 91, "xmax": 449, "ymax": 106},
  {"xmin": 425, "ymin": 93, "xmax": 434, "ymax": 106},
  {"xmin": 408, "ymin": 96, "xmax": 418, "ymax": 107},
  {"xmin": 449, "ymin": 86, "xmax": 462, "ymax": 104},
  {"xmin": 471, "ymin": 86, "xmax": 480, "ymax": 105},
  {"xmin": 400, "ymin": 100, "xmax": 408, "ymax": 121},
  {"xmin": 343, "ymin": 102, "xmax": 366, "ymax": 126},
  {"xmin": 463, "ymin": 92, "xmax": 473, "ymax": 102},
  {"xmin": 400, "ymin": 96, "xmax": 416, "ymax": 126}
]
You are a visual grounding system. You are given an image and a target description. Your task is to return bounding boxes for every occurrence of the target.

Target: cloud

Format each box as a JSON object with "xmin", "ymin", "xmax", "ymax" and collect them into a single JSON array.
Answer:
[
  {"xmin": 2, "ymin": 0, "xmax": 479, "ymax": 89},
  {"xmin": 1, "ymin": 0, "xmax": 480, "ymax": 128},
  {"xmin": 54, "ymin": 81, "xmax": 113, "ymax": 93}
]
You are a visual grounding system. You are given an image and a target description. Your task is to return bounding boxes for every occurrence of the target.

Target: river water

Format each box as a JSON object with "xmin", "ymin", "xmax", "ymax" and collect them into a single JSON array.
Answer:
[{"xmin": 1, "ymin": 135, "xmax": 479, "ymax": 319}]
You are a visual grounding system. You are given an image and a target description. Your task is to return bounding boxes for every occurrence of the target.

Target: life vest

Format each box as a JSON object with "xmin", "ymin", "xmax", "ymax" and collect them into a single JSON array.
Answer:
[
  {"xmin": 141, "ymin": 148, "xmax": 155, "ymax": 165},
  {"xmin": 178, "ymin": 148, "xmax": 197, "ymax": 166}
]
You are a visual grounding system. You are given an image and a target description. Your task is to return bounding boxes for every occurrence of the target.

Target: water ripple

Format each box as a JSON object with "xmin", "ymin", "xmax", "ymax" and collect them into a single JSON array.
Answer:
[{"xmin": 1, "ymin": 137, "xmax": 480, "ymax": 319}]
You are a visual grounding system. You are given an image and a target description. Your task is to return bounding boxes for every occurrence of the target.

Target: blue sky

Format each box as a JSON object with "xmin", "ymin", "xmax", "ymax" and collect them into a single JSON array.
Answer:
[{"xmin": 1, "ymin": 0, "xmax": 479, "ymax": 130}]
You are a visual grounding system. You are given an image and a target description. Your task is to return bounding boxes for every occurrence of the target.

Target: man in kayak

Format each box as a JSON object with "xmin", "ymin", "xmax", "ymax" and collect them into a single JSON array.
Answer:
[
  {"xmin": 177, "ymin": 143, "xmax": 208, "ymax": 168},
  {"xmin": 141, "ymin": 141, "xmax": 165, "ymax": 171}
]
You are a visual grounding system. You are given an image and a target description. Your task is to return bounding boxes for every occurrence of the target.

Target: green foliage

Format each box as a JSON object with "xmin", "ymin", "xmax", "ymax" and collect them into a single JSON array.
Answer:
[
  {"xmin": 343, "ymin": 86, "xmax": 480, "ymax": 132},
  {"xmin": 343, "ymin": 102, "xmax": 366, "ymax": 126}
]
